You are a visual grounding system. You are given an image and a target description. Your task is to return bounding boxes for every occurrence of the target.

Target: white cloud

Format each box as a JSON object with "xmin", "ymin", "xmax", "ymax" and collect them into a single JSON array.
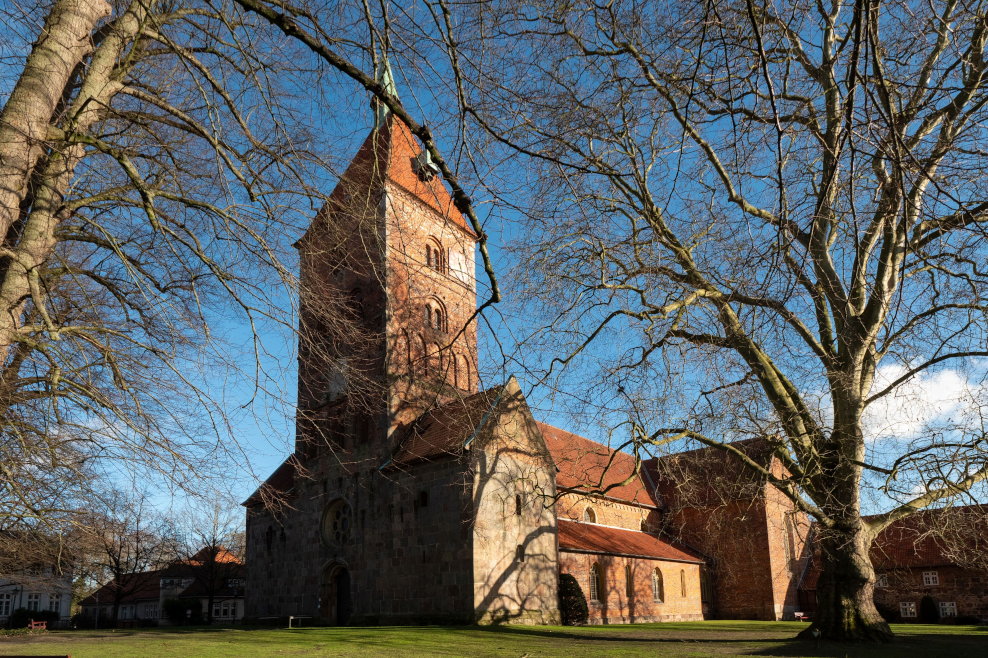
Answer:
[{"xmin": 862, "ymin": 361, "xmax": 986, "ymax": 442}]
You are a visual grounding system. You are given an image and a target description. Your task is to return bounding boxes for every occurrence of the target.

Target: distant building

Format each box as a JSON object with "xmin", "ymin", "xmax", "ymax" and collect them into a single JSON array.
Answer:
[
  {"xmin": 79, "ymin": 547, "xmax": 245, "ymax": 626},
  {"xmin": 0, "ymin": 533, "xmax": 73, "ymax": 627},
  {"xmin": 799, "ymin": 506, "xmax": 988, "ymax": 622}
]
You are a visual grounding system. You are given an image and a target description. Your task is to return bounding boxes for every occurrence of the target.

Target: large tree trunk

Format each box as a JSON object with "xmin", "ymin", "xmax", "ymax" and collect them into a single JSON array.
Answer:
[
  {"xmin": 799, "ymin": 520, "xmax": 893, "ymax": 643},
  {"xmin": 0, "ymin": 0, "xmax": 111, "ymax": 237}
]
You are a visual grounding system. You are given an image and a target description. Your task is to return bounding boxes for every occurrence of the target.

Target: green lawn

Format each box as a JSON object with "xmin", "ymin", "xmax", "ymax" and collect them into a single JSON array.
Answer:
[{"xmin": 1, "ymin": 621, "xmax": 986, "ymax": 657}]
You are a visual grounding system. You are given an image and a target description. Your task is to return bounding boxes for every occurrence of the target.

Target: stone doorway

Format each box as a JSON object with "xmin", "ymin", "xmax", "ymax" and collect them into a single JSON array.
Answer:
[{"xmin": 320, "ymin": 562, "xmax": 352, "ymax": 626}]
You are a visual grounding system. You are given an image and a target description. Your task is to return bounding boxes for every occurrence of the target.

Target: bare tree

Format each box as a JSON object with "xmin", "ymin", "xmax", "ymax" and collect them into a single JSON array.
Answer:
[
  {"xmin": 82, "ymin": 490, "xmax": 176, "ymax": 624},
  {"xmin": 174, "ymin": 499, "xmax": 244, "ymax": 625},
  {"xmin": 401, "ymin": 0, "xmax": 988, "ymax": 642}
]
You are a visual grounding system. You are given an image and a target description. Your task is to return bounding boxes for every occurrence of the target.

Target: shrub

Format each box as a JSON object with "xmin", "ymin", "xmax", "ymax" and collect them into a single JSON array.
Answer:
[
  {"xmin": 955, "ymin": 614, "xmax": 982, "ymax": 625},
  {"xmin": 558, "ymin": 573, "xmax": 589, "ymax": 626},
  {"xmin": 919, "ymin": 595, "xmax": 940, "ymax": 624},
  {"xmin": 7, "ymin": 607, "xmax": 59, "ymax": 629},
  {"xmin": 162, "ymin": 598, "xmax": 203, "ymax": 625}
]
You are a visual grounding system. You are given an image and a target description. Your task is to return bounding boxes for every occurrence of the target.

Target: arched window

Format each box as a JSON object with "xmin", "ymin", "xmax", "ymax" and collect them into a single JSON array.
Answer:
[
  {"xmin": 463, "ymin": 355, "xmax": 472, "ymax": 390},
  {"xmin": 625, "ymin": 564, "xmax": 634, "ymax": 597},
  {"xmin": 425, "ymin": 305, "xmax": 433, "ymax": 328},
  {"xmin": 426, "ymin": 239, "xmax": 445, "ymax": 273},
  {"xmin": 453, "ymin": 352, "xmax": 461, "ymax": 388},
  {"xmin": 515, "ymin": 494, "xmax": 523, "ymax": 517},
  {"xmin": 583, "ymin": 507, "xmax": 596, "ymax": 523},
  {"xmin": 589, "ymin": 563, "xmax": 602, "ymax": 602},
  {"xmin": 425, "ymin": 244, "xmax": 434, "ymax": 268},
  {"xmin": 640, "ymin": 519, "xmax": 649, "ymax": 532},
  {"xmin": 419, "ymin": 335, "xmax": 429, "ymax": 375},
  {"xmin": 652, "ymin": 568, "xmax": 664, "ymax": 603},
  {"xmin": 680, "ymin": 569, "xmax": 686, "ymax": 597}
]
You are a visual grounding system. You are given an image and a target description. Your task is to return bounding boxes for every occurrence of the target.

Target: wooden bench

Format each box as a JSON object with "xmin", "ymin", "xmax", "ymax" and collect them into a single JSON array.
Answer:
[
  {"xmin": 793, "ymin": 612, "xmax": 811, "ymax": 622},
  {"xmin": 27, "ymin": 619, "xmax": 47, "ymax": 630}
]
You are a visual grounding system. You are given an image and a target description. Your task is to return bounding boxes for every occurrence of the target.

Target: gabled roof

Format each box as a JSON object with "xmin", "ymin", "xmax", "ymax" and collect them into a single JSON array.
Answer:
[
  {"xmin": 557, "ymin": 519, "xmax": 705, "ymax": 564},
  {"xmin": 299, "ymin": 114, "xmax": 475, "ymax": 248},
  {"xmin": 539, "ymin": 423, "xmax": 659, "ymax": 508},
  {"xmin": 80, "ymin": 570, "xmax": 163, "ymax": 605},
  {"xmin": 242, "ymin": 456, "xmax": 297, "ymax": 508},
  {"xmin": 643, "ymin": 438, "xmax": 775, "ymax": 507},
  {"xmin": 387, "ymin": 385, "xmax": 505, "ymax": 467}
]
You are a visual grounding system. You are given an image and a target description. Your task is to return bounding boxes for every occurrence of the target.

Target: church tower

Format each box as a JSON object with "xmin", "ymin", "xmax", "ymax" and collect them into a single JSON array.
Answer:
[{"xmin": 294, "ymin": 61, "xmax": 479, "ymax": 466}]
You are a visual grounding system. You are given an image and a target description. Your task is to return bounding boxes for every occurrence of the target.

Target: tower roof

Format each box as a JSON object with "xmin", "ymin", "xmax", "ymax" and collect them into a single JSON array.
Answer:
[{"xmin": 300, "ymin": 114, "xmax": 476, "ymax": 248}]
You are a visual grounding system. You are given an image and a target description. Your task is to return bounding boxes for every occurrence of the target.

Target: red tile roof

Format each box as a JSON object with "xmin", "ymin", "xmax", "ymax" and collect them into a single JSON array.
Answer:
[
  {"xmin": 539, "ymin": 422, "xmax": 659, "ymax": 508},
  {"xmin": 557, "ymin": 519, "xmax": 705, "ymax": 563},
  {"xmin": 80, "ymin": 570, "xmax": 163, "ymax": 605},
  {"xmin": 388, "ymin": 386, "xmax": 504, "ymax": 466},
  {"xmin": 243, "ymin": 456, "xmax": 297, "ymax": 507},
  {"xmin": 301, "ymin": 114, "xmax": 475, "ymax": 249}
]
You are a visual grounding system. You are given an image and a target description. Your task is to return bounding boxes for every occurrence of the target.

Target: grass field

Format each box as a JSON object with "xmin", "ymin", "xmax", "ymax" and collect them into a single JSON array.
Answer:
[{"xmin": 1, "ymin": 621, "xmax": 986, "ymax": 658}]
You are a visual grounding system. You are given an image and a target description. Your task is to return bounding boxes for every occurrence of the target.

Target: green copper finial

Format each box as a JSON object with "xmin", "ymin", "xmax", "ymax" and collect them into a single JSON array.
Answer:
[{"xmin": 374, "ymin": 56, "xmax": 398, "ymax": 128}]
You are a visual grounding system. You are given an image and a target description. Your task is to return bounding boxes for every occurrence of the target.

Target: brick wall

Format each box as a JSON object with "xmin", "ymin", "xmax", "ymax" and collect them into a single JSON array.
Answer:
[
  {"xmin": 557, "ymin": 493, "xmax": 660, "ymax": 532},
  {"xmin": 559, "ymin": 552, "xmax": 704, "ymax": 623},
  {"xmin": 873, "ymin": 565, "xmax": 988, "ymax": 621}
]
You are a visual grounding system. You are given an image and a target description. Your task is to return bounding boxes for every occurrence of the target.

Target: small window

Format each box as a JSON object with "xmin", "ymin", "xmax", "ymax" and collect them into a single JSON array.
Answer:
[
  {"xmin": 625, "ymin": 564, "xmax": 633, "ymax": 597},
  {"xmin": 652, "ymin": 568, "xmax": 664, "ymax": 603},
  {"xmin": 48, "ymin": 593, "xmax": 61, "ymax": 613},
  {"xmin": 425, "ymin": 305, "xmax": 433, "ymax": 328},
  {"xmin": 640, "ymin": 519, "xmax": 649, "ymax": 532},
  {"xmin": 0, "ymin": 593, "xmax": 12, "ymax": 616},
  {"xmin": 922, "ymin": 570, "xmax": 939, "ymax": 586},
  {"xmin": 939, "ymin": 601, "xmax": 957, "ymax": 617},
  {"xmin": 426, "ymin": 244, "xmax": 433, "ymax": 268},
  {"xmin": 583, "ymin": 507, "xmax": 596, "ymax": 523},
  {"xmin": 516, "ymin": 544, "xmax": 525, "ymax": 562},
  {"xmin": 419, "ymin": 490, "xmax": 429, "ymax": 508},
  {"xmin": 589, "ymin": 563, "xmax": 602, "ymax": 602},
  {"xmin": 875, "ymin": 574, "xmax": 888, "ymax": 588},
  {"xmin": 900, "ymin": 601, "xmax": 917, "ymax": 617},
  {"xmin": 27, "ymin": 593, "xmax": 40, "ymax": 612},
  {"xmin": 680, "ymin": 569, "xmax": 686, "ymax": 597},
  {"xmin": 515, "ymin": 494, "xmax": 522, "ymax": 517}
]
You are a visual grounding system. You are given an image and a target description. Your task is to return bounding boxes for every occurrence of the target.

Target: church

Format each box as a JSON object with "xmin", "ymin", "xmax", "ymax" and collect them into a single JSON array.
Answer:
[{"xmin": 243, "ymin": 70, "xmax": 811, "ymax": 625}]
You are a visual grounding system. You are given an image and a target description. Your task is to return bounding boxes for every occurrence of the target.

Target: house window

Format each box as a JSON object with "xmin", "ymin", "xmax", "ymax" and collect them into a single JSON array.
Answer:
[
  {"xmin": 227, "ymin": 579, "xmax": 246, "ymax": 588},
  {"xmin": 222, "ymin": 601, "xmax": 233, "ymax": 617},
  {"xmin": 922, "ymin": 571, "xmax": 939, "ymax": 586},
  {"xmin": 652, "ymin": 569, "xmax": 664, "ymax": 603},
  {"xmin": 515, "ymin": 494, "xmax": 523, "ymax": 517},
  {"xmin": 583, "ymin": 507, "xmax": 596, "ymax": 523},
  {"xmin": 939, "ymin": 602, "xmax": 957, "ymax": 617},
  {"xmin": 875, "ymin": 574, "xmax": 888, "ymax": 588},
  {"xmin": 144, "ymin": 603, "xmax": 159, "ymax": 619},
  {"xmin": 625, "ymin": 565, "xmax": 634, "ymax": 597},
  {"xmin": 680, "ymin": 570, "xmax": 686, "ymax": 597},
  {"xmin": 27, "ymin": 593, "xmax": 40, "ymax": 611},
  {"xmin": 589, "ymin": 563, "xmax": 603, "ymax": 602},
  {"xmin": 516, "ymin": 545, "xmax": 525, "ymax": 562},
  {"xmin": 48, "ymin": 593, "xmax": 61, "ymax": 613},
  {"xmin": 0, "ymin": 593, "xmax": 11, "ymax": 616},
  {"xmin": 900, "ymin": 602, "xmax": 917, "ymax": 618}
]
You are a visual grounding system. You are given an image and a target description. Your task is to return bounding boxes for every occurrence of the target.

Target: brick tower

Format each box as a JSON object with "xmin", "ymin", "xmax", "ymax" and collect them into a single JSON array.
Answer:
[{"xmin": 294, "ymin": 61, "xmax": 479, "ymax": 467}]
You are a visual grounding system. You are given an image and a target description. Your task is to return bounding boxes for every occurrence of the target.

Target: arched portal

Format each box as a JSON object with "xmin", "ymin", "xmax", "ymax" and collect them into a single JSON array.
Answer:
[{"xmin": 320, "ymin": 561, "xmax": 352, "ymax": 626}]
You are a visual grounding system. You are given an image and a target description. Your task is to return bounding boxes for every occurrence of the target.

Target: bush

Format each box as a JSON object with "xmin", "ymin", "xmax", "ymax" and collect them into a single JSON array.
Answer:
[
  {"xmin": 7, "ymin": 607, "xmax": 60, "ymax": 629},
  {"xmin": 955, "ymin": 614, "xmax": 982, "ymax": 625},
  {"xmin": 162, "ymin": 597, "xmax": 203, "ymax": 625},
  {"xmin": 919, "ymin": 595, "xmax": 940, "ymax": 624},
  {"xmin": 558, "ymin": 573, "xmax": 589, "ymax": 626}
]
